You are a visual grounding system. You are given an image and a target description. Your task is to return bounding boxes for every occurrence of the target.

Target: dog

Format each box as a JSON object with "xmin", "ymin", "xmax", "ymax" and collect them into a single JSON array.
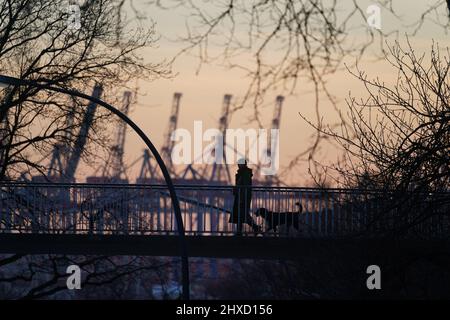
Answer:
[{"xmin": 254, "ymin": 202, "xmax": 303, "ymax": 233}]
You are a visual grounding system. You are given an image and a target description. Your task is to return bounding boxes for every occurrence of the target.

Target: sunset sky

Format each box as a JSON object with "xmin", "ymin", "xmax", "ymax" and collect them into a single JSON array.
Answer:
[{"xmin": 80, "ymin": 1, "xmax": 449, "ymax": 186}]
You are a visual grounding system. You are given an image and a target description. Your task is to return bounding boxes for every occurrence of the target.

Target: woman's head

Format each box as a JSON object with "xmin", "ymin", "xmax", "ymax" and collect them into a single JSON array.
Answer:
[{"xmin": 237, "ymin": 157, "xmax": 248, "ymax": 168}]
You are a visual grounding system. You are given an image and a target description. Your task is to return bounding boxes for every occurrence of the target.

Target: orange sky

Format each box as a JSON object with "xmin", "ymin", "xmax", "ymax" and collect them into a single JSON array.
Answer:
[{"xmin": 75, "ymin": 1, "xmax": 450, "ymax": 186}]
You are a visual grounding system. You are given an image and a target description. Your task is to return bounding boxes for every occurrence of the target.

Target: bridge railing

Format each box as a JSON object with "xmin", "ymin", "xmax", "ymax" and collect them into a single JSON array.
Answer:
[{"xmin": 0, "ymin": 183, "xmax": 449, "ymax": 238}]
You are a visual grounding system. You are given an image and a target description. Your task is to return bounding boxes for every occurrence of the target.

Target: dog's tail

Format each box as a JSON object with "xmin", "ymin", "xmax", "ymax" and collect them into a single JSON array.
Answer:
[{"xmin": 295, "ymin": 202, "xmax": 303, "ymax": 213}]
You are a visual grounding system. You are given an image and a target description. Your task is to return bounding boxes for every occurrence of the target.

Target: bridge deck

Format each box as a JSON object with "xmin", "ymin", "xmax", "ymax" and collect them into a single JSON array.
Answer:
[
  {"xmin": 1, "ymin": 234, "xmax": 448, "ymax": 260},
  {"xmin": 0, "ymin": 233, "xmax": 307, "ymax": 259}
]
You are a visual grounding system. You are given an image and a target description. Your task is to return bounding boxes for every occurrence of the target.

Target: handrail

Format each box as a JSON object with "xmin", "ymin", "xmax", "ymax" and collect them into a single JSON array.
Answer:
[{"xmin": 1, "ymin": 181, "xmax": 449, "ymax": 195}]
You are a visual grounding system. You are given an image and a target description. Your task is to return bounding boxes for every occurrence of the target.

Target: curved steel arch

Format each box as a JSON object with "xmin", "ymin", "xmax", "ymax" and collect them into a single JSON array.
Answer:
[{"xmin": 0, "ymin": 75, "xmax": 190, "ymax": 300}]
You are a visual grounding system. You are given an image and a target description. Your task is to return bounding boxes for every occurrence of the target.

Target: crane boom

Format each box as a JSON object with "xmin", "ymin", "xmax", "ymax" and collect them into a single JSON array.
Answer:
[
  {"xmin": 267, "ymin": 95, "xmax": 284, "ymax": 157},
  {"xmin": 105, "ymin": 90, "xmax": 131, "ymax": 180},
  {"xmin": 161, "ymin": 92, "xmax": 182, "ymax": 173},
  {"xmin": 264, "ymin": 95, "xmax": 284, "ymax": 185},
  {"xmin": 208, "ymin": 94, "xmax": 232, "ymax": 184},
  {"xmin": 65, "ymin": 84, "xmax": 103, "ymax": 182}
]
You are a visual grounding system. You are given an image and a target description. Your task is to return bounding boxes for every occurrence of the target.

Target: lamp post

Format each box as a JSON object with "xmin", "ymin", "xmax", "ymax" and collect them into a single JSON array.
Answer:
[{"xmin": 0, "ymin": 75, "xmax": 190, "ymax": 300}]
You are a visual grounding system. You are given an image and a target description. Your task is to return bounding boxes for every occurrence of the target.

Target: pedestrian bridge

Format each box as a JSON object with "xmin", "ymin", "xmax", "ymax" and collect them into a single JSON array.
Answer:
[{"xmin": 0, "ymin": 182, "xmax": 448, "ymax": 259}]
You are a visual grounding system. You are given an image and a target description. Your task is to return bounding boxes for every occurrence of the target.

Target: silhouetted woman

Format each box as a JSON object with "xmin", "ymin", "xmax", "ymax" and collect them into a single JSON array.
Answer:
[{"xmin": 230, "ymin": 158, "xmax": 261, "ymax": 235}]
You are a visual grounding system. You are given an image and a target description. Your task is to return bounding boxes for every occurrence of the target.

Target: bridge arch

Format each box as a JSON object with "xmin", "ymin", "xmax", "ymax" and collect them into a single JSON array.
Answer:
[{"xmin": 0, "ymin": 75, "xmax": 190, "ymax": 300}]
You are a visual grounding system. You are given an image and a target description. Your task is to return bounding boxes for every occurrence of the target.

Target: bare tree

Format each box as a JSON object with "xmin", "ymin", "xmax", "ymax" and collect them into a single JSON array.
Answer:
[
  {"xmin": 209, "ymin": 246, "xmax": 450, "ymax": 299},
  {"xmin": 314, "ymin": 40, "xmax": 449, "ymax": 192},
  {"xmin": 0, "ymin": 0, "xmax": 169, "ymax": 181},
  {"xmin": 0, "ymin": 254, "xmax": 177, "ymax": 299},
  {"xmin": 148, "ymin": 0, "xmax": 450, "ymax": 175},
  {"xmin": 303, "ymin": 40, "xmax": 450, "ymax": 238},
  {"xmin": 0, "ymin": 0, "xmax": 172, "ymax": 299}
]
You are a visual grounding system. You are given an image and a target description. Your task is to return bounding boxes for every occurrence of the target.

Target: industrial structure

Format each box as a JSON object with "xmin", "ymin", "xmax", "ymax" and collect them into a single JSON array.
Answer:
[
  {"xmin": 86, "ymin": 90, "xmax": 132, "ymax": 184},
  {"xmin": 32, "ymin": 84, "xmax": 103, "ymax": 183},
  {"xmin": 263, "ymin": 95, "xmax": 284, "ymax": 186},
  {"xmin": 161, "ymin": 92, "xmax": 182, "ymax": 174},
  {"xmin": 203, "ymin": 94, "xmax": 233, "ymax": 185},
  {"xmin": 128, "ymin": 92, "xmax": 285, "ymax": 186},
  {"xmin": 74, "ymin": 91, "xmax": 286, "ymax": 187}
]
